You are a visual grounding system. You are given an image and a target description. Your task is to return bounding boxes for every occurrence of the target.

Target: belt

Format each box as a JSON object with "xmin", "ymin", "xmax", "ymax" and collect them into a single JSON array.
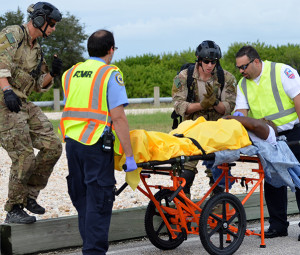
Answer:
[
  {"xmin": 294, "ymin": 123, "xmax": 300, "ymax": 129},
  {"xmin": 278, "ymin": 122, "xmax": 300, "ymax": 136}
]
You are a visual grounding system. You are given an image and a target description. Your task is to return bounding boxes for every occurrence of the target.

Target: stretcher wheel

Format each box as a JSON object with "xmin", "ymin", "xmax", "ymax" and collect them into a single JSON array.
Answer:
[
  {"xmin": 144, "ymin": 189, "xmax": 185, "ymax": 250},
  {"xmin": 199, "ymin": 193, "xmax": 247, "ymax": 255}
]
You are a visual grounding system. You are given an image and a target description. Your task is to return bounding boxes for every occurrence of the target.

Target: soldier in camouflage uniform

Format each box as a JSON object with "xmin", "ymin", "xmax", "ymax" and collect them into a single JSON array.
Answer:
[
  {"xmin": 172, "ymin": 40, "xmax": 237, "ymax": 198},
  {"xmin": 0, "ymin": 2, "xmax": 63, "ymax": 224}
]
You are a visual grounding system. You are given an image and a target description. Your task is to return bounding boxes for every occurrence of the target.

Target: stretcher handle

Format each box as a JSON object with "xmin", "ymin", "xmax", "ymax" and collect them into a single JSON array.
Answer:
[
  {"xmin": 115, "ymin": 182, "xmax": 128, "ymax": 196},
  {"xmin": 134, "ymin": 154, "xmax": 215, "ymax": 169},
  {"xmin": 168, "ymin": 186, "xmax": 183, "ymax": 202},
  {"xmin": 123, "ymin": 162, "xmax": 153, "ymax": 169}
]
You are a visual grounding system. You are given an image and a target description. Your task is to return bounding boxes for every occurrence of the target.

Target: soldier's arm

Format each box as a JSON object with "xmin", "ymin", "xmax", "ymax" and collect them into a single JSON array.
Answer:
[
  {"xmin": 36, "ymin": 60, "xmax": 54, "ymax": 92},
  {"xmin": 0, "ymin": 27, "xmax": 21, "ymax": 85},
  {"xmin": 212, "ymin": 98, "xmax": 226, "ymax": 115},
  {"xmin": 172, "ymin": 71, "xmax": 206, "ymax": 116},
  {"xmin": 172, "ymin": 72, "xmax": 190, "ymax": 116},
  {"xmin": 220, "ymin": 72, "xmax": 237, "ymax": 115},
  {"xmin": 0, "ymin": 77, "xmax": 11, "ymax": 91},
  {"xmin": 42, "ymin": 73, "xmax": 54, "ymax": 88},
  {"xmin": 185, "ymin": 103, "xmax": 206, "ymax": 114}
]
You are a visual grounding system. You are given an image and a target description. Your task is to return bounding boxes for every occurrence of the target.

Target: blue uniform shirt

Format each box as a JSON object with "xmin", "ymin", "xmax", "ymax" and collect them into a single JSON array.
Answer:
[{"xmin": 89, "ymin": 57, "xmax": 128, "ymax": 110}]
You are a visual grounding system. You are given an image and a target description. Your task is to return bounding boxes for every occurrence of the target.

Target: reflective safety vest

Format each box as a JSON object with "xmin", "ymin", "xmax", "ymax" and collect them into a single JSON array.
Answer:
[
  {"xmin": 59, "ymin": 59, "xmax": 123, "ymax": 155},
  {"xmin": 238, "ymin": 61, "xmax": 297, "ymax": 126}
]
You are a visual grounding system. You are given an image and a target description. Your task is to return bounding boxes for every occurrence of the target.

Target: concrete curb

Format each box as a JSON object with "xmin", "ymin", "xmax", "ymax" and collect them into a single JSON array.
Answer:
[{"xmin": 1, "ymin": 191, "xmax": 299, "ymax": 255}]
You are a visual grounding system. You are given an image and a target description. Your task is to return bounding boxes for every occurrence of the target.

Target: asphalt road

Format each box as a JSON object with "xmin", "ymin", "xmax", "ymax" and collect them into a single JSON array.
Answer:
[{"xmin": 39, "ymin": 214, "xmax": 300, "ymax": 255}]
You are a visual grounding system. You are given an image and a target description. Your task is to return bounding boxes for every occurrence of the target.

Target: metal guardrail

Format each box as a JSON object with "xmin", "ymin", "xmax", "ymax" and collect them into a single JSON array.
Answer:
[{"xmin": 33, "ymin": 97, "xmax": 173, "ymax": 107}]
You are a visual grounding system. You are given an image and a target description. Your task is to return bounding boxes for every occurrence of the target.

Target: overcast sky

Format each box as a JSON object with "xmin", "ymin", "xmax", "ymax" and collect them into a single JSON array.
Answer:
[{"xmin": 2, "ymin": 0, "xmax": 300, "ymax": 61}]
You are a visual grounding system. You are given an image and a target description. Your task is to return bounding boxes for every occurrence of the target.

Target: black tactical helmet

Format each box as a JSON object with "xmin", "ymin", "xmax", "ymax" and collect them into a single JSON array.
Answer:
[
  {"xmin": 28, "ymin": 2, "xmax": 62, "ymax": 25},
  {"xmin": 195, "ymin": 40, "xmax": 222, "ymax": 60}
]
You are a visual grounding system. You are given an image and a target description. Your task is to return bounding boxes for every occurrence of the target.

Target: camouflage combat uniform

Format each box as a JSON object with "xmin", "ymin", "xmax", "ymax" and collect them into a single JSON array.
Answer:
[
  {"xmin": 172, "ymin": 62, "xmax": 237, "ymax": 173},
  {"xmin": 0, "ymin": 24, "xmax": 62, "ymax": 212}
]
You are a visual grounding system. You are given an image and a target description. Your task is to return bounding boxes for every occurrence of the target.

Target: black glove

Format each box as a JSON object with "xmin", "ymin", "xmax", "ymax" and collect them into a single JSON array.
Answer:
[
  {"xmin": 50, "ymin": 56, "xmax": 63, "ymax": 77},
  {"xmin": 3, "ymin": 89, "xmax": 22, "ymax": 113}
]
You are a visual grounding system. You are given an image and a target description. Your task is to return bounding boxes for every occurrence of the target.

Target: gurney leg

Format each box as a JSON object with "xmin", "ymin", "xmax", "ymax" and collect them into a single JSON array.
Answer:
[{"xmin": 260, "ymin": 176, "xmax": 266, "ymax": 248}]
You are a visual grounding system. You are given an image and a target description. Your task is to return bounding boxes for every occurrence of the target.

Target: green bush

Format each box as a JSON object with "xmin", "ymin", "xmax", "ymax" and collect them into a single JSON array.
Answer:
[{"xmin": 29, "ymin": 42, "xmax": 300, "ymax": 101}]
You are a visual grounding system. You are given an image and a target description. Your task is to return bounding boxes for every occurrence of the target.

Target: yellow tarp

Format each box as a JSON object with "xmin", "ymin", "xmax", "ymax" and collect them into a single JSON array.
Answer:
[{"xmin": 114, "ymin": 117, "xmax": 251, "ymax": 189}]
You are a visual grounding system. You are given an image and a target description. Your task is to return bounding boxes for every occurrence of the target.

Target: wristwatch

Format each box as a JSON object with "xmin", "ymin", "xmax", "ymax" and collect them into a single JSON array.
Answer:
[{"xmin": 213, "ymin": 99, "xmax": 219, "ymax": 106}]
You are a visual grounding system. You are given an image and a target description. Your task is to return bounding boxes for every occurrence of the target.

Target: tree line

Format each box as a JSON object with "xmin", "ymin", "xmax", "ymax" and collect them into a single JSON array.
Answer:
[
  {"xmin": 1, "ymin": 8, "xmax": 300, "ymax": 101},
  {"xmin": 116, "ymin": 41, "xmax": 300, "ymax": 98}
]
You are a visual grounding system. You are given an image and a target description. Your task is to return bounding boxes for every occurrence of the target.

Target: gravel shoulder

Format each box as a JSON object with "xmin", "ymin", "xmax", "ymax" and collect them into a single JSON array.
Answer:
[
  {"xmin": 0, "ymin": 145, "xmax": 258, "ymax": 221},
  {"xmin": 0, "ymin": 111, "xmax": 258, "ymax": 221}
]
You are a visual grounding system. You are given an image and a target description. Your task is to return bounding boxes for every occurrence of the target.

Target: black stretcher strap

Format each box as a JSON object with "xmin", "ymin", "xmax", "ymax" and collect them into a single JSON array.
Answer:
[{"xmin": 173, "ymin": 133, "xmax": 207, "ymax": 155}]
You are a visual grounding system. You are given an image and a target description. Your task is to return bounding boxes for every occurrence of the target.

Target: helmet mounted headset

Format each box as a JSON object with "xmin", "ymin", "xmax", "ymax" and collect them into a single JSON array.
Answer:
[{"xmin": 27, "ymin": 2, "xmax": 62, "ymax": 38}]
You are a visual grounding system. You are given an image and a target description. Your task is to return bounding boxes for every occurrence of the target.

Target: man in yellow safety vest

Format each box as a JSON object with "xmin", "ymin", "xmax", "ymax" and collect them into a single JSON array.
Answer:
[
  {"xmin": 59, "ymin": 29, "xmax": 137, "ymax": 254},
  {"xmin": 234, "ymin": 45, "xmax": 300, "ymax": 240}
]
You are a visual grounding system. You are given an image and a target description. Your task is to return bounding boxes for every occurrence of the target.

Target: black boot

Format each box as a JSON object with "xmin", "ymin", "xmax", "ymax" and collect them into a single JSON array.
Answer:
[
  {"xmin": 180, "ymin": 169, "xmax": 196, "ymax": 198},
  {"xmin": 209, "ymin": 176, "xmax": 225, "ymax": 196},
  {"xmin": 5, "ymin": 204, "xmax": 36, "ymax": 224},
  {"xmin": 25, "ymin": 198, "xmax": 45, "ymax": 214}
]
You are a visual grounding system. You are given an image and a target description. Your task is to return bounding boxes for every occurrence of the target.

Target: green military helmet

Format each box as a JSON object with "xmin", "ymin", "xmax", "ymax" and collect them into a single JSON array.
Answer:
[{"xmin": 195, "ymin": 40, "xmax": 222, "ymax": 60}]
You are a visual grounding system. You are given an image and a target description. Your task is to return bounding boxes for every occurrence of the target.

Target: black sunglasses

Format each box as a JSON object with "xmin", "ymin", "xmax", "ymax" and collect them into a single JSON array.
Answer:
[
  {"xmin": 236, "ymin": 59, "xmax": 254, "ymax": 71},
  {"xmin": 202, "ymin": 59, "xmax": 217, "ymax": 65},
  {"xmin": 47, "ymin": 21, "xmax": 56, "ymax": 28}
]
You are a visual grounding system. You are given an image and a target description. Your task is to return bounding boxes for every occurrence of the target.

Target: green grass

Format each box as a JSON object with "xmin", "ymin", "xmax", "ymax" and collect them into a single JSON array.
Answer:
[
  {"xmin": 50, "ymin": 111, "xmax": 173, "ymax": 135},
  {"xmin": 127, "ymin": 112, "xmax": 173, "ymax": 133}
]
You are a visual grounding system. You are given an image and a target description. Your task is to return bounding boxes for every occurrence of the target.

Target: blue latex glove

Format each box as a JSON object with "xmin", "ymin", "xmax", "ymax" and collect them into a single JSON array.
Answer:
[
  {"xmin": 124, "ymin": 156, "xmax": 137, "ymax": 172},
  {"xmin": 233, "ymin": 111, "xmax": 244, "ymax": 117}
]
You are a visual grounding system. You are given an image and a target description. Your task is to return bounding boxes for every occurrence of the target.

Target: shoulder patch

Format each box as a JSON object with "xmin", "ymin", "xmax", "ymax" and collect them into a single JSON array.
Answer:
[
  {"xmin": 174, "ymin": 77, "xmax": 181, "ymax": 88},
  {"xmin": 284, "ymin": 68, "xmax": 295, "ymax": 79},
  {"xmin": 115, "ymin": 73, "xmax": 124, "ymax": 86},
  {"xmin": 5, "ymin": 33, "xmax": 16, "ymax": 44}
]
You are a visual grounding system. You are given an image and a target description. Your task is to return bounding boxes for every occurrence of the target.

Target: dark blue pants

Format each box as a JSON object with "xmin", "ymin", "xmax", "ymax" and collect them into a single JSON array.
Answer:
[
  {"xmin": 66, "ymin": 138, "xmax": 116, "ymax": 255},
  {"xmin": 265, "ymin": 125, "xmax": 300, "ymax": 232}
]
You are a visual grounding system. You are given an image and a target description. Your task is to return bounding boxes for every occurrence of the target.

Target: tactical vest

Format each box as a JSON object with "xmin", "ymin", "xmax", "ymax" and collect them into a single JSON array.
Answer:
[
  {"xmin": 59, "ymin": 59, "xmax": 123, "ymax": 154},
  {"xmin": 239, "ymin": 61, "xmax": 297, "ymax": 126}
]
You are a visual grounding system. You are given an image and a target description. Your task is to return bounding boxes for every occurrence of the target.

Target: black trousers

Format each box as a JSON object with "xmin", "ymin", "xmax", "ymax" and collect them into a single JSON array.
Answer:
[
  {"xmin": 264, "ymin": 124, "xmax": 300, "ymax": 232},
  {"xmin": 66, "ymin": 138, "xmax": 116, "ymax": 255}
]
